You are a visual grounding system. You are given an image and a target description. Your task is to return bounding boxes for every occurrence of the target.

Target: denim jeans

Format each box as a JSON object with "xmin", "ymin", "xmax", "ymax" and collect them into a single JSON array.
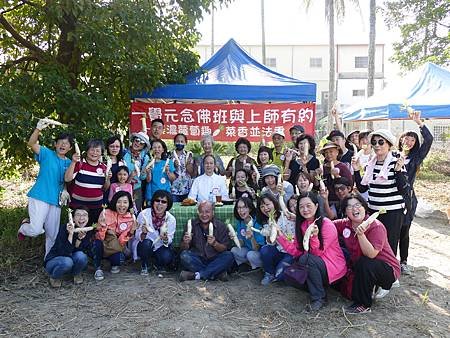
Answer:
[
  {"xmin": 260, "ymin": 244, "xmax": 294, "ymax": 279},
  {"xmin": 298, "ymin": 253, "xmax": 329, "ymax": 302},
  {"xmin": 180, "ymin": 250, "xmax": 235, "ymax": 280},
  {"xmin": 137, "ymin": 239, "xmax": 175, "ymax": 269},
  {"xmin": 45, "ymin": 251, "xmax": 88, "ymax": 279},
  {"xmin": 93, "ymin": 239, "xmax": 124, "ymax": 269}
]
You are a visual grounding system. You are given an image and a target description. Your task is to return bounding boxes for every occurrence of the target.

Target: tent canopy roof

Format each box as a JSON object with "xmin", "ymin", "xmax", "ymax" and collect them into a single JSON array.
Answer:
[
  {"xmin": 343, "ymin": 62, "xmax": 450, "ymax": 121},
  {"xmin": 133, "ymin": 38, "xmax": 316, "ymax": 102}
]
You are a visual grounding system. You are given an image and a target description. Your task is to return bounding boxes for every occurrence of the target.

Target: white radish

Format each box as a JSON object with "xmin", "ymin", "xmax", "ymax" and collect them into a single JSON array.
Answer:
[
  {"xmin": 208, "ymin": 222, "xmax": 214, "ymax": 237},
  {"xmin": 145, "ymin": 158, "xmax": 155, "ymax": 171},
  {"xmin": 227, "ymin": 224, "xmax": 241, "ymax": 248},
  {"xmin": 68, "ymin": 209, "xmax": 74, "ymax": 226},
  {"xmin": 40, "ymin": 117, "xmax": 67, "ymax": 127},
  {"xmin": 279, "ymin": 194, "xmax": 295, "ymax": 219},
  {"xmin": 252, "ymin": 164, "xmax": 260, "ymax": 185},
  {"xmin": 161, "ymin": 158, "xmax": 170, "ymax": 174},
  {"xmin": 212, "ymin": 128, "xmax": 221, "ymax": 137},
  {"xmin": 269, "ymin": 222, "xmax": 278, "ymax": 244},
  {"xmin": 141, "ymin": 116, "xmax": 147, "ymax": 132},
  {"xmin": 330, "ymin": 161, "xmax": 335, "ymax": 179},
  {"xmin": 133, "ymin": 159, "xmax": 141, "ymax": 177},
  {"xmin": 352, "ymin": 144, "xmax": 359, "ymax": 161},
  {"xmin": 74, "ymin": 139, "xmax": 81, "ymax": 158},
  {"xmin": 307, "ymin": 182, "xmax": 314, "ymax": 192},
  {"xmin": 142, "ymin": 215, "xmax": 151, "ymax": 233},
  {"xmin": 356, "ymin": 208, "xmax": 386, "ymax": 234},
  {"xmin": 186, "ymin": 219, "xmax": 192, "ymax": 237},
  {"xmin": 172, "ymin": 150, "xmax": 180, "ymax": 166},
  {"xmin": 319, "ymin": 179, "xmax": 325, "ymax": 191},
  {"xmin": 245, "ymin": 219, "xmax": 254, "ymax": 239},
  {"xmin": 59, "ymin": 187, "xmax": 70, "ymax": 206},
  {"xmin": 303, "ymin": 218, "xmax": 320, "ymax": 251},
  {"xmin": 72, "ymin": 226, "xmax": 95, "ymax": 233},
  {"xmin": 105, "ymin": 154, "xmax": 112, "ymax": 174},
  {"xmin": 230, "ymin": 186, "xmax": 236, "ymax": 200}
]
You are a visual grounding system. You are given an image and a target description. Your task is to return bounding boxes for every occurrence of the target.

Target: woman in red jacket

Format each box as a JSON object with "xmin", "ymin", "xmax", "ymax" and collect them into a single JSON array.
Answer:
[{"xmin": 333, "ymin": 193, "xmax": 400, "ymax": 314}]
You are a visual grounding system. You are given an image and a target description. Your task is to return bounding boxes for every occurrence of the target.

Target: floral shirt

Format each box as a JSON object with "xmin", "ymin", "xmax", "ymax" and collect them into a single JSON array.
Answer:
[{"xmin": 170, "ymin": 150, "xmax": 193, "ymax": 196}]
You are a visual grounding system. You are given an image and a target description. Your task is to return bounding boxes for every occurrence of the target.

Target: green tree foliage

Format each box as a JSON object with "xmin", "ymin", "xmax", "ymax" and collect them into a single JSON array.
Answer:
[
  {"xmin": 383, "ymin": 0, "xmax": 450, "ymax": 71},
  {"xmin": 0, "ymin": 0, "xmax": 228, "ymax": 174}
]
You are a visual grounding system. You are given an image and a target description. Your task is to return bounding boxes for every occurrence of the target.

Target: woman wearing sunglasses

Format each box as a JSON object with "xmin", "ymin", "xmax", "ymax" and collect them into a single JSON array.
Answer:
[
  {"xmin": 334, "ymin": 193, "xmax": 400, "ymax": 314},
  {"xmin": 352, "ymin": 129, "xmax": 408, "ymax": 296},
  {"xmin": 132, "ymin": 190, "xmax": 176, "ymax": 275}
]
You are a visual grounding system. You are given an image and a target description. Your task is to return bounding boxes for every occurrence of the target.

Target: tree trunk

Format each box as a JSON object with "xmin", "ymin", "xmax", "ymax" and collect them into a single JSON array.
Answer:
[
  {"xmin": 328, "ymin": 0, "xmax": 335, "ymax": 131},
  {"xmin": 367, "ymin": 0, "xmax": 376, "ymax": 130},
  {"xmin": 261, "ymin": 0, "xmax": 266, "ymax": 65}
]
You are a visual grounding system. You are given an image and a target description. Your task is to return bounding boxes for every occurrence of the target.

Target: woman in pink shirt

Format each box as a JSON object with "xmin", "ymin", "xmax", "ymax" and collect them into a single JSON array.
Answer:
[
  {"xmin": 277, "ymin": 192, "xmax": 346, "ymax": 312},
  {"xmin": 333, "ymin": 193, "xmax": 400, "ymax": 314}
]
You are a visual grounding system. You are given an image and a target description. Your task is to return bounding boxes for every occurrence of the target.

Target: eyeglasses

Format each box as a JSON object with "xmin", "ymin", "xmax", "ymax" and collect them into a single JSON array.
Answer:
[
  {"xmin": 346, "ymin": 203, "xmax": 362, "ymax": 210},
  {"xmin": 371, "ymin": 139, "xmax": 386, "ymax": 146},
  {"xmin": 155, "ymin": 199, "xmax": 168, "ymax": 204}
]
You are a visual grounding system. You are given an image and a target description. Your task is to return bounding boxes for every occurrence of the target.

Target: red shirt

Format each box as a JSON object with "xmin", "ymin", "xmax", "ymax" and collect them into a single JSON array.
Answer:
[{"xmin": 333, "ymin": 218, "xmax": 400, "ymax": 280}]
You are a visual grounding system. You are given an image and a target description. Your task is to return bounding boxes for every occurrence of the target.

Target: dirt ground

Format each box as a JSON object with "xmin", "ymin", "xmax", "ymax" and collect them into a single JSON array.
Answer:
[{"xmin": 1, "ymin": 176, "xmax": 450, "ymax": 337}]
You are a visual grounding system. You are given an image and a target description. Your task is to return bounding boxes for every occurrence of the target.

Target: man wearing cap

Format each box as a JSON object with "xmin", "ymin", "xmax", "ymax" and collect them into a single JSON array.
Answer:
[
  {"xmin": 289, "ymin": 125, "xmax": 305, "ymax": 149},
  {"xmin": 271, "ymin": 130, "xmax": 288, "ymax": 169},
  {"xmin": 260, "ymin": 164, "xmax": 294, "ymax": 204},
  {"xmin": 123, "ymin": 132, "xmax": 151, "ymax": 211},
  {"xmin": 327, "ymin": 130, "xmax": 354, "ymax": 166},
  {"xmin": 319, "ymin": 177, "xmax": 353, "ymax": 220}
]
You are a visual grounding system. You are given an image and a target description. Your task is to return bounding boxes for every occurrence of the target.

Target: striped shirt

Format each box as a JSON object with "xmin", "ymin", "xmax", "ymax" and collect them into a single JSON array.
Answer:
[
  {"xmin": 69, "ymin": 161, "xmax": 106, "ymax": 209},
  {"xmin": 367, "ymin": 159, "xmax": 404, "ymax": 211}
]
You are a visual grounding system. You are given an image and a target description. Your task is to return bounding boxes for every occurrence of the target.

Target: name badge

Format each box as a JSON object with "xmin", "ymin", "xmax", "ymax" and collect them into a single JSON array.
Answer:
[{"xmin": 343, "ymin": 228, "xmax": 351, "ymax": 238}]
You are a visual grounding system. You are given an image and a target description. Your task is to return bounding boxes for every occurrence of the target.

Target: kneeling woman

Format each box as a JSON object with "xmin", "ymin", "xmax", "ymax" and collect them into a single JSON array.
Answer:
[
  {"xmin": 44, "ymin": 206, "xmax": 93, "ymax": 287},
  {"xmin": 231, "ymin": 197, "xmax": 265, "ymax": 271},
  {"xmin": 276, "ymin": 192, "xmax": 346, "ymax": 311},
  {"xmin": 333, "ymin": 193, "xmax": 400, "ymax": 314},
  {"xmin": 132, "ymin": 190, "xmax": 176, "ymax": 275},
  {"xmin": 94, "ymin": 191, "xmax": 136, "ymax": 280},
  {"xmin": 258, "ymin": 194, "xmax": 296, "ymax": 286}
]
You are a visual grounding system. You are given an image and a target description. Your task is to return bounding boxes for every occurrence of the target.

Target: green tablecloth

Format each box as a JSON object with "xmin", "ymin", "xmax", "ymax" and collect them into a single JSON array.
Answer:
[{"xmin": 170, "ymin": 202, "xmax": 236, "ymax": 245}]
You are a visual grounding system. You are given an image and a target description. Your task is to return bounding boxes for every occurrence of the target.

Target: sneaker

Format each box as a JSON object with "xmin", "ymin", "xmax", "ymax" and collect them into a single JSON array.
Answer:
[
  {"xmin": 140, "ymin": 267, "xmax": 149, "ymax": 276},
  {"xmin": 94, "ymin": 269, "xmax": 104, "ymax": 281},
  {"xmin": 344, "ymin": 303, "xmax": 371, "ymax": 315},
  {"xmin": 179, "ymin": 270, "xmax": 195, "ymax": 282},
  {"xmin": 307, "ymin": 299, "xmax": 326, "ymax": 312},
  {"xmin": 111, "ymin": 266, "xmax": 120, "ymax": 274},
  {"xmin": 216, "ymin": 271, "xmax": 229, "ymax": 282},
  {"xmin": 374, "ymin": 288, "xmax": 390, "ymax": 299},
  {"xmin": 401, "ymin": 263, "xmax": 412, "ymax": 275},
  {"xmin": 49, "ymin": 277, "xmax": 62, "ymax": 288},
  {"xmin": 261, "ymin": 272, "xmax": 275, "ymax": 286},
  {"xmin": 392, "ymin": 279, "xmax": 400, "ymax": 288},
  {"xmin": 73, "ymin": 275, "xmax": 84, "ymax": 285}
]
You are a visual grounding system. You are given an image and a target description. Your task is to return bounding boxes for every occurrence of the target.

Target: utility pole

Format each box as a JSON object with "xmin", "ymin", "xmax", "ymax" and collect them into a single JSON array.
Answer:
[
  {"xmin": 261, "ymin": 0, "xmax": 266, "ymax": 65},
  {"xmin": 211, "ymin": 2, "xmax": 215, "ymax": 56}
]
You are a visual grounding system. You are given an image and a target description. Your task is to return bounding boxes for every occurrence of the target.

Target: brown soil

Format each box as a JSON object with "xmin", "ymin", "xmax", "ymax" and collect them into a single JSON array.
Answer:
[{"xmin": 1, "ymin": 177, "xmax": 449, "ymax": 337}]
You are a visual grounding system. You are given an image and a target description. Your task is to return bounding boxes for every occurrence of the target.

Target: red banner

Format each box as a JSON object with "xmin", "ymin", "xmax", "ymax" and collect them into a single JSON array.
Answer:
[{"xmin": 130, "ymin": 102, "xmax": 315, "ymax": 142}]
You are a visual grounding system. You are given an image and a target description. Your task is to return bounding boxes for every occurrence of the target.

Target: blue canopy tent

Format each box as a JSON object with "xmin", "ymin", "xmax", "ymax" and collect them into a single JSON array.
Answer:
[
  {"xmin": 343, "ymin": 63, "xmax": 450, "ymax": 121},
  {"xmin": 133, "ymin": 38, "xmax": 316, "ymax": 102}
]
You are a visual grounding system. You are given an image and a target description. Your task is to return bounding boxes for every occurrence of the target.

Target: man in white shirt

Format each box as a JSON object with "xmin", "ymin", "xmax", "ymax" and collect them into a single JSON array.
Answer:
[{"xmin": 188, "ymin": 155, "xmax": 228, "ymax": 202}]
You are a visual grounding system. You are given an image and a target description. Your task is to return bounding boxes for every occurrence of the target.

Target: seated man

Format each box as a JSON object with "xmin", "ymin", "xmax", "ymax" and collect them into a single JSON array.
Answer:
[
  {"xmin": 179, "ymin": 201, "xmax": 234, "ymax": 281},
  {"xmin": 188, "ymin": 154, "xmax": 228, "ymax": 202}
]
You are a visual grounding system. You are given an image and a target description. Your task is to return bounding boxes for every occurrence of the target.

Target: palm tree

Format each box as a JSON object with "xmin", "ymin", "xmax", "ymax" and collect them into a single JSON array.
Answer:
[
  {"xmin": 367, "ymin": 0, "xmax": 376, "ymax": 97},
  {"xmin": 367, "ymin": 0, "xmax": 376, "ymax": 130},
  {"xmin": 304, "ymin": 0, "xmax": 360, "ymax": 131},
  {"xmin": 261, "ymin": 0, "xmax": 266, "ymax": 65}
]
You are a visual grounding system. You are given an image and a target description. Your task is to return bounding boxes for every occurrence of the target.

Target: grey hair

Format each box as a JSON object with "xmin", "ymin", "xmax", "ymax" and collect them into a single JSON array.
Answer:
[{"xmin": 200, "ymin": 134, "xmax": 214, "ymax": 147}]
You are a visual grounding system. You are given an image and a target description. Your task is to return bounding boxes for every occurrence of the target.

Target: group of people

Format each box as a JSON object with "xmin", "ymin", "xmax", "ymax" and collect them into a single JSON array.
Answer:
[{"xmin": 18, "ymin": 110, "xmax": 433, "ymax": 315}]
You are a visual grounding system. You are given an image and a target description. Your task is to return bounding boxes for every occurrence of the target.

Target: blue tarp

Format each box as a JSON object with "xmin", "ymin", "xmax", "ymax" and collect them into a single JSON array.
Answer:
[
  {"xmin": 133, "ymin": 39, "xmax": 316, "ymax": 102},
  {"xmin": 343, "ymin": 63, "xmax": 450, "ymax": 121}
]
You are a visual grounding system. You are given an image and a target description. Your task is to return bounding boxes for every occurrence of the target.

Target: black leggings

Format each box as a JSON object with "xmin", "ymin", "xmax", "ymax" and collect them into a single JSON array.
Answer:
[
  {"xmin": 352, "ymin": 256, "xmax": 395, "ymax": 307},
  {"xmin": 376, "ymin": 209, "xmax": 404, "ymax": 257}
]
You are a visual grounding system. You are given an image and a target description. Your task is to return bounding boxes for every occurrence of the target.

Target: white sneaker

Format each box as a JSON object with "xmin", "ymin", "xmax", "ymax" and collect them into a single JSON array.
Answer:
[
  {"xmin": 392, "ymin": 279, "xmax": 400, "ymax": 288},
  {"xmin": 374, "ymin": 288, "xmax": 390, "ymax": 299},
  {"xmin": 140, "ymin": 267, "xmax": 149, "ymax": 276},
  {"xmin": 94, "ymin": 269, "xmax": 104, "ymax": 281},
  {"xmin": 111, "ymin": 266, "xmax": 120, "ymax": 274}
]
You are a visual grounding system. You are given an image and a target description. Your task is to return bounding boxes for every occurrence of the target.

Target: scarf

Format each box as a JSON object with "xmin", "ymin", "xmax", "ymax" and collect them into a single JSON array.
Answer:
[
  {"xmin": 152, "ymin": 212, "xmax": 165, "ymax": 230},
  {"xmin": 361, "ymin": 151, "xmax": 394, "ymax": 186}
]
